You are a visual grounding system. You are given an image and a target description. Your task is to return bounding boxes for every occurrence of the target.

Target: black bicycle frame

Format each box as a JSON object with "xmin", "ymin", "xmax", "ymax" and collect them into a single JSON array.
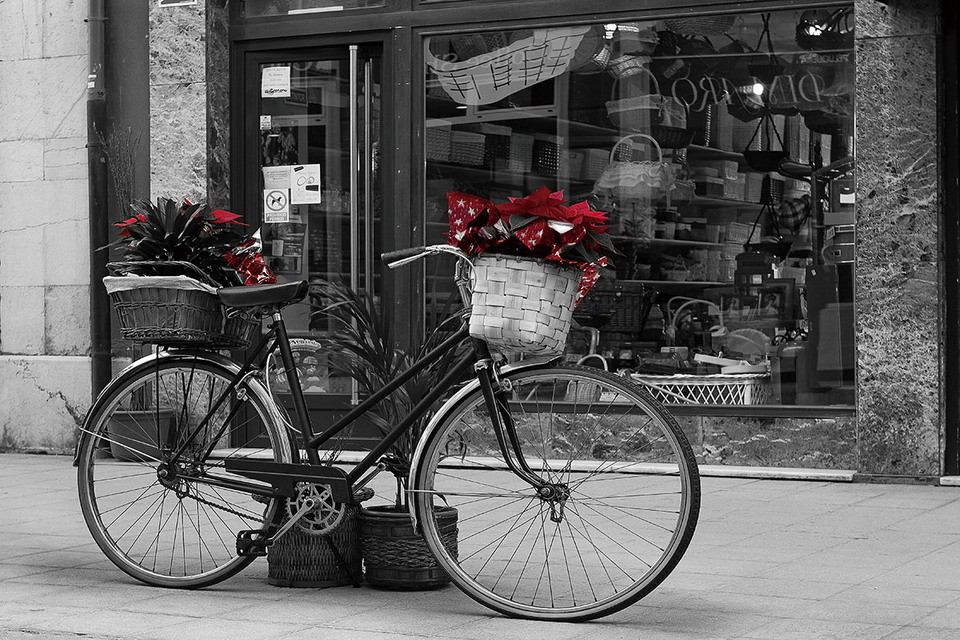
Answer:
[{"xmin": 170, "ymin": 308, "xmax": 547, "ymax": 497}]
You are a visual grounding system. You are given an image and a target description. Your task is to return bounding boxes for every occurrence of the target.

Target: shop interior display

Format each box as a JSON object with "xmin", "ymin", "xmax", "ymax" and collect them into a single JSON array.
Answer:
[{"xmin": 424, "ymin": 8, "xmax": 855, "ymax": 406}]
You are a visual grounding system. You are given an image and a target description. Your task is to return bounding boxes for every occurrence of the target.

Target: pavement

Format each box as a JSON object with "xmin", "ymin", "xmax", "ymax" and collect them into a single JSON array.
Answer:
[{"xmin": 0, "ymin": 452, "xmax": 959, "ymax": 640}]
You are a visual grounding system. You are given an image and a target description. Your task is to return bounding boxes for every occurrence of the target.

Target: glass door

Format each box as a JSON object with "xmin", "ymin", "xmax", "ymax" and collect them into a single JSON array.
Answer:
[{"xmin": 242, "ymin": 42, "xmax": 384, "ymax": 446}]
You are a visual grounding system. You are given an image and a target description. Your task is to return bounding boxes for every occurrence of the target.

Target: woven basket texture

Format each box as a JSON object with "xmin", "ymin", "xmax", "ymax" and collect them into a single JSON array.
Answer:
[
  {"xmin": 449, "ymin": 130, "xmax": 485, "ymax": 166},
  {"xmin": 110, "ymin": 287, "xmax": 256, "ymax": 349},
  {"xmin": 111, "ymin": 286, "xmax": 255, "ymax": 349},
  {"xmin": 508, "ymin": 133, "xmax": 534, "ymax": 173},
  {"xmin": 663, "ymin": 15, "xmax": 736, "ymax": 36},
  {"xmin": 532, "ymin": 136, "xmax": 560, "ymax": 175},
  {"xmin": 631, "ymin": 373, "xmax": 771, "ymax": 405},
  {"xmin": 581, "ymin": 148, "xmax": 609, "ymax": 180},
  {"xmin": 267, "ymin": 487, "xmax": 374, "ymax": 588},
  {"xmin": 469, "ymin": 255, "xmax": 580, "ymax": 356},
  {"xmin": 426, "ymin": 126, "xmax": 452, "ymax": 162},
  {"xmin": 577, "ymin": 281, "xmax": 656, "ymax": 333},
  {"xmin": 360, "ymin": 506, "xmax": 458, "ymax": 590}
]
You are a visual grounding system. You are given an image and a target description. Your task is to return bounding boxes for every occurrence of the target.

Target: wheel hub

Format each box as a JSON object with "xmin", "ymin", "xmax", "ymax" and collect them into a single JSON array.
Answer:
[{"xmin": 537, "ymin": 483, "xmax": 570, "ymax": 523}]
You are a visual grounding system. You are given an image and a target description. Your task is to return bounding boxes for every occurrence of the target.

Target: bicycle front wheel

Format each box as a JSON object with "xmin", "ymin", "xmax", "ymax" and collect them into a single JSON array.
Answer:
[
  {"xmin": 413, "ymin": 365, "xmax": 699, "ymax": 621},
  {"xmin": 77, "ymin": 355, "xmax": 293, "ymax": 588}
]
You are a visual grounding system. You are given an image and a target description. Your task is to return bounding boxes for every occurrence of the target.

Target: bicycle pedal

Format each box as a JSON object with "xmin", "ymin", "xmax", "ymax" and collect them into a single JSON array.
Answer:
[{"xmin": 236, "ymin": 530, "xmax": 271, "ymax": 558}]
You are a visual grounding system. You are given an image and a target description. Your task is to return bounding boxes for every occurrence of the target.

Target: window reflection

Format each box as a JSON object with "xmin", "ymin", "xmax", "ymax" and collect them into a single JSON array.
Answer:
[{"xmin": 424, "ymin": 8, "xmax": 855, "ymax": 408}]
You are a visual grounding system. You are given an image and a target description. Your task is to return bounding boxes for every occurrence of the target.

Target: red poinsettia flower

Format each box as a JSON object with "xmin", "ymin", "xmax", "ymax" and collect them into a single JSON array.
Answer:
[
  {"xmin": 113, "ymin": 213, "xmax": 148, "ymax": 237},
  {"xmin": 209, "ymin": 209, "xmax": 246, "ymax": 225},
  {"xmin": 443, "ymin": 186, "xmax": 618, "ymax": 300}
]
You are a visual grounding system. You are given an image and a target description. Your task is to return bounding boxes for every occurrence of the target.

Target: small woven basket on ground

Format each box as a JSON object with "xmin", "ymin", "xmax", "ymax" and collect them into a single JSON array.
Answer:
[
  {"xmin": 267, "ymin": 487, "xmax": 375, "ymax": 588},
  {"xmin": 360, "ymin": 505, "xmax": 458, "ymax": 590},
  {"xmin": 468, "ymin": 255, "xmax": 581, "ymax": 357}
]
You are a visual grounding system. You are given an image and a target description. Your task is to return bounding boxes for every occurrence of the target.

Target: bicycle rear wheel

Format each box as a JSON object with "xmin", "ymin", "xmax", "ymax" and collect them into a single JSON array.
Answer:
[
  {"xmin": 77, "ymin": 355, "xmax": 293, "ymax": 588},
  {"xmin": 413, "ymin": 365, "xmax": 699, "ymax": 621}
]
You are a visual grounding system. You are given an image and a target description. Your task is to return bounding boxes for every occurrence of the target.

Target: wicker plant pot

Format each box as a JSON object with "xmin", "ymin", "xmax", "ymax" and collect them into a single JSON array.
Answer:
[
  {"xmin": 469, "ymin": 255, "xmax": 581, "ymax": 357},
  {"xmin": 359, "ymin": 505, "xmax": 458, "ymax": 590},
  {"xmin": 267, "ymin": 489, "xmax": 374, "ymax": 588},
  {"xmin": 107, "ymin": 409, "xmax": 175, "ymax": 462}
]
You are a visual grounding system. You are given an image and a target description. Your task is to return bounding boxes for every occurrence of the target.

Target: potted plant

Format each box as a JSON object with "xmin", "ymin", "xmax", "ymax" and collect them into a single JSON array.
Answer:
[
  {"xmin": 104, "ymin": 197, "xmax": 274, "ymax": 349},
  {"xmin": 106, "ymin": 386, "xmax": 176, "ymax": 462},
  {"xmin": 446, "ymin": 185, "xmax": 617, "ymax": 356},
  {"xmin": 311, "ymin": 281, "xmax": 469, "ymax": 590}
]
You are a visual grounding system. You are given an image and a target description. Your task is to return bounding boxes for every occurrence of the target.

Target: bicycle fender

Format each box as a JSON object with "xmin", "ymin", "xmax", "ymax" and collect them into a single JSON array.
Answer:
[
  {"xmin": 73, "ymin": 350, "xmax": 283, "ymax": 466},
  {"xmin": 406, "ymin": 356, "xmax": 559, "ymax": 531}
]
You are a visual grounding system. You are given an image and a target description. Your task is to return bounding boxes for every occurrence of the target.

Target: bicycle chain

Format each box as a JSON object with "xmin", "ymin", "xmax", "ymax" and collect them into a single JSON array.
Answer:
[{"xmin": 166, "ymin": 476, "xmax": 274, "ymax": 525}]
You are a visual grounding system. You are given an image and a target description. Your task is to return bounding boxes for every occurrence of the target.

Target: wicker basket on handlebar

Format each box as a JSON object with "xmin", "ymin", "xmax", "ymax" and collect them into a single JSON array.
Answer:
[{"xmin": 468, "ymin": 255, "xmax": 580, "ymax": 356}]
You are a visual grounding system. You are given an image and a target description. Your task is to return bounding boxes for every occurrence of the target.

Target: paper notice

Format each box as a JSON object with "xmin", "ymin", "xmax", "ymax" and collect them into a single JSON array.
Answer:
[
  {"xmin": 263, "ymin": 189, "xmax": 290, "ymax": 223},
  {"xmin": 261, "ymin": 66, "xmax": 291, "ymax": 98},
  {"xmin": 290, "ymin": 164, "xmax": 322, "ymax": 205},
  {"xmin": 259, "ymin": 115, "xmax": 272, "ymax": 130},
  {"xmin": 262, "ymin": 166, "xmax": 291, "ymax": 190}
]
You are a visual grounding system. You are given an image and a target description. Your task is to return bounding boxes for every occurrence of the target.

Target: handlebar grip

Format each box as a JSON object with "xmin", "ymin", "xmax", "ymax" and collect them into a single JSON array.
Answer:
[{"xmin": 381, "ymin": 247, "xmax": 426, "ymax": 265}]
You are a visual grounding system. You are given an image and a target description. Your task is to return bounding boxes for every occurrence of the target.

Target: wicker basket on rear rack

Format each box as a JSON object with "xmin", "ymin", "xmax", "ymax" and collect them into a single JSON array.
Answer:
[
  {"xmin": 105, "ymin": 261, "xmax": 257, "ymax": 350},
  {"xmin": 468, "ymin": 255, "xmax": 581, "ymax": 357}
]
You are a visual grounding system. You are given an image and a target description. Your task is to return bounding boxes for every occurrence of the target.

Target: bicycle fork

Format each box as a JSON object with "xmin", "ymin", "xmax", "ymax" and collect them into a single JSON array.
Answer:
[{"xmin": 474, "ymin": 360, "xmax": 570, "ymax": 523}]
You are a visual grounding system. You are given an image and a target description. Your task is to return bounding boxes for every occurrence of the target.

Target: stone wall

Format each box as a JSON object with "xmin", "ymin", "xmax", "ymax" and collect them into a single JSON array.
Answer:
[
  {"xmin": 854, "ymin": 0, "xmax": 941, "ymax": 476},
  {"xmin": 149, "ymin": 0, "xmax": 230, "ymax": 207},
  {"xmin": 0, "ymin": 0, "xmax": 92, "ymax": 452}
]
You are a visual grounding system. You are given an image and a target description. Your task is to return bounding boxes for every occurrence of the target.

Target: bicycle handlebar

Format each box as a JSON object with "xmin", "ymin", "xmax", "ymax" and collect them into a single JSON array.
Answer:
[
  {"xmin": 380, "ymin": 247, "xmax": 427, "ymax": 265},
  {"xmin": 380, "ymin": 245, "xmax": 470, "ymax": 269}
]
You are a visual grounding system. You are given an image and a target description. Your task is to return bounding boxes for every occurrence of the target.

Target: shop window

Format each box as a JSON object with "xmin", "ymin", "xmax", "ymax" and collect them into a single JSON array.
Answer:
[
  {"xmin": 423, "ymin": 7, "xmax": 856, "ymax": 411},
  {"xmin": 240, "ymin": 0, "xmax": 385, "ymax": 17}
]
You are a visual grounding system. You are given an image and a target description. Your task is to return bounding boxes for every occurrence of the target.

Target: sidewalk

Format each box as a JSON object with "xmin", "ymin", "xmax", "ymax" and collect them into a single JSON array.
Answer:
[{"xmin": 0, "ymin": 452, "xmax": 958, "ymax": 640}]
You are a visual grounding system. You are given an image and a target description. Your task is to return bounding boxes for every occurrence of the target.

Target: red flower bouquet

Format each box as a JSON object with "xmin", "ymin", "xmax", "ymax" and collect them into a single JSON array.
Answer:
[{"xmin": 446, "ymin": 186, "xmax": 617, "ymax": 301}]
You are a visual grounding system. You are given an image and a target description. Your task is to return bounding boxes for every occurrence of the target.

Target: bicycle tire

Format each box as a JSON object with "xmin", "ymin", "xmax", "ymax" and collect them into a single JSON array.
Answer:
[
  {"xmin": 412, "ymin": 364, "xmax": 699, "ymax": 621},
  {"xmin": 77, "ymin": 354, "xmax": 293, "ymax": 588}
]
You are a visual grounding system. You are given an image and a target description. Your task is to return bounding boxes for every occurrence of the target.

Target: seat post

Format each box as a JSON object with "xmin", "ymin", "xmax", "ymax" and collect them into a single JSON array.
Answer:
[{"xmin": 272, "ymin": 310, "xmax": 320, "ymax": 465}]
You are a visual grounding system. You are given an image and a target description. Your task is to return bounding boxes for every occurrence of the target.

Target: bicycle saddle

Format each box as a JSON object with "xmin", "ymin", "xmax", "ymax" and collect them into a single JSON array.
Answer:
[{"xmin": 218, "ymin": 280, "xmax": 309, "ymax": 308}]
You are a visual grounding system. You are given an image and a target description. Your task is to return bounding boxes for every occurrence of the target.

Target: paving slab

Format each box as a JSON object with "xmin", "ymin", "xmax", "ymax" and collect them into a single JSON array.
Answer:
[{"xmin": 1, "ymin": 452, "xmax": 958, "ymax": 640}]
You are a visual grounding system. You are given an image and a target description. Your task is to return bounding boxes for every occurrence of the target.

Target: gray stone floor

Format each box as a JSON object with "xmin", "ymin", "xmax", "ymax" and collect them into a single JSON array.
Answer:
[{"xmin": 1, "ymin": 452, "xmax": 958, "ymax": 640}]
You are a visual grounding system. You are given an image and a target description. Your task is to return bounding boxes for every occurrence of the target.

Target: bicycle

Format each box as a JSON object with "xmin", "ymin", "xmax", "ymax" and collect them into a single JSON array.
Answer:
[{"xmin": 76, "ymin": 245, "xmax": 700, "ymax": 622}]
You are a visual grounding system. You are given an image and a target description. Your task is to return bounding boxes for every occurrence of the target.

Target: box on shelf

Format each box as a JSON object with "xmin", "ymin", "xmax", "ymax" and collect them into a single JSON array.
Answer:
[
  {"xmin": 561, "ymin": 150, "xmax": 585, "ymax": 179},
  {"xmin": 744, "ymin": 173, "xmax": 764, "ymax": 203},
  {"xmin": 532, "ymin": 133, "xmax": 563, "ymax": 175},
  {"xmin": 724, "ymin": 222, "xmax": 753, "ymax": 245},
  {"xmin": 449, "ymin": 130, "xmax": 486, "ymax": 166},
  {"xmin": 770, "ymin": 175, "xmax": 785, "ymax": 204},
  {"xmin": 581, "ymin": 148, "xmax": 609, "ymax": 180},
  {"xmin": 720, "ymin": 241, "xmax": 742, "ymax": 259},
  {"xmin": 722, "ymin": 174, "xmax": 745, "ymax": 201},
  {"xmin": 462, "ymin": 123, "xmax": 512, "ymax": 168},
  {"xmin": 425, "ymin": 123, "xmax": 452, "ymax": 162},
  {"xmin": 695, "ymin": 177, "xmax": 724, "ymax": 198},
  {"xmin": 709, "ymin": 103, "xmax": 733, "ymax": 151},
  {"xmin": 731, "ymin": 118, "xmax": 760, "ymax": 152}
]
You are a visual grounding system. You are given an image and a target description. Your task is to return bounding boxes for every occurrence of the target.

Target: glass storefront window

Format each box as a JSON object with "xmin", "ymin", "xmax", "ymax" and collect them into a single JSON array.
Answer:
[
  {"xmin": 257, "ymin": 51, "xmax": 382, "ymax": 397},
  {"xmin": 424, "ymin": 7, "xmax": 855, "ymax": 409},
  {"xmin": 240, "ymin": 0, "xmax": 384, "ymax": 18}
]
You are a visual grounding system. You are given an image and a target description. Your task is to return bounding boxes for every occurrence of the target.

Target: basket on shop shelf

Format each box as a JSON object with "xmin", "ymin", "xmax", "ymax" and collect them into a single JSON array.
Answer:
[
  {"xmin": 103, "ymin": 197, "xmax": 275, "ymax": 349},
  {"xmin": 631, "ymin": 372, "xmax": 772, "ymax": 404},
  {"xmin": 446, "ymin": 187, "xmax": 619, "ymax": 356}
]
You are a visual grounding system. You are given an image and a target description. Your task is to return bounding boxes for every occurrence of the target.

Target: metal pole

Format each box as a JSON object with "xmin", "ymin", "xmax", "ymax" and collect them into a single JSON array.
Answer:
[{"xmin": 88, "ymin": 0, "xmax": 112, "ymax": 399}]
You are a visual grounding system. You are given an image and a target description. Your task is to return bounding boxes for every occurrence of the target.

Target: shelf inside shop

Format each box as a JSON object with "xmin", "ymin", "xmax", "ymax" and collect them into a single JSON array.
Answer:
[
  {"xmin": 622, "ymin": 279, "xmax": 731, "ymax": 287},
  {"xmin": 689, "ymin": 196, "xmax": 764, "ymax": 207},
  {"xmin": 611, "ymin": 236, "xmax": 724, "ymax": 248},
  {"xmin": 686, "ymin": 144, "xmax": 748, "ymax": 164}
]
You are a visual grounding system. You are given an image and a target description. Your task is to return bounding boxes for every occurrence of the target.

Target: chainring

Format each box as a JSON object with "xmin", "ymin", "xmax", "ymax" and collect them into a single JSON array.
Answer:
[{"xmin": 286, "ymin": 482, "xmax": 345, "ymax": 535}]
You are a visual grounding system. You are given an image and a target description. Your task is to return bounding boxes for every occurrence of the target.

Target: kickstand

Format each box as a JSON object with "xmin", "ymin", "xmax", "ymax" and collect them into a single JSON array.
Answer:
[{"xmin": 322, "ymin": 534, "xmax": 362, "ymax": 587}]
